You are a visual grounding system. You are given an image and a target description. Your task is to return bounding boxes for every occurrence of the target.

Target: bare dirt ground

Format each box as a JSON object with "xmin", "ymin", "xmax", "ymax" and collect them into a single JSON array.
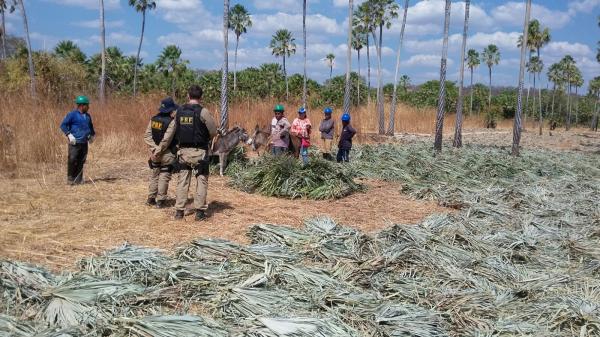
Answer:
[{"xmin": 1, "ymin": 128, "xmax": 598, "ymax": 270}]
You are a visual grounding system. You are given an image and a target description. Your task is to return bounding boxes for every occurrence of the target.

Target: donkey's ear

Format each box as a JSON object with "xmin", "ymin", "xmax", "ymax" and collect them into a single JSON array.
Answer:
[{"xmin": 255, "ymin": 124, "xmax": 259, "ymax": 130}]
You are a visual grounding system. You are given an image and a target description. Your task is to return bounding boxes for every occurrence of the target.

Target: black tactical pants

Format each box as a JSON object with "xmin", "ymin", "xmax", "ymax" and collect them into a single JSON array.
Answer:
[{"xmin": 67, "ymin": 143, "xmax": 88, "ymax": 184}]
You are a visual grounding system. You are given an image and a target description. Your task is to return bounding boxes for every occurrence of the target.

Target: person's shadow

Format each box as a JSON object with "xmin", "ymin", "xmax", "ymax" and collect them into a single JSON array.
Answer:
[{"xmin": 181, "ymin": 199, "xmax": 233, "ymax": 216}]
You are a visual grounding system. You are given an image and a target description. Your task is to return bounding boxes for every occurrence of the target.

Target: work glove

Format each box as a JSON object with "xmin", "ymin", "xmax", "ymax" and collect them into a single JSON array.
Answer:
[
  {"xmin": 88, "ymin": 135, "xmax": 95, "ymax": 144},
  {"xmin": 67, "ymin": 134, "xmax": 76, "ymax": 145}
]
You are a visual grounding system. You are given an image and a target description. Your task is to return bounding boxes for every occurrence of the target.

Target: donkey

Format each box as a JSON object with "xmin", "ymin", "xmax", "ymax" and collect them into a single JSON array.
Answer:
[
  {"xmin": 247, "ymin": 125, "xmax": 271, "ymax": 155},
  {"xmin": 212, "ymin": 127, "xmax": 249, "ymax": 176}
]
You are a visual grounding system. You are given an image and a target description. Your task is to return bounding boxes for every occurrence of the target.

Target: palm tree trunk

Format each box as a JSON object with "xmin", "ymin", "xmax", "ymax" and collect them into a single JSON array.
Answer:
[
  {"xmin": 512, "ymin": 0, "xmax": 531, "ymax": 156},
  {"xmin": 1, "ymin": 10, "xmax": 7, "ymax": 59},
  {"xmin": 284, "ymin": 54, "xmax": 289, "ymax": 101},
  {"xmin": 373, "ymin": 25, "xmax": 384, "ymax": 134},
  {"xmin": 551, "ymin": 84, "xmax": 556, "ymax": 118},
  {"xmin": 357, "ymin": 49, "xmax": 361, "ymax": 106},
  {"xmin": 366, "ymin": 34, "xmax": 371, "ymax": 106},
  {"xmin": 488, "ymin": 66, "xmax": 492, "ymax": 108},
  {"xmin": 133, "ymin": 9, "xmax": 145, "ymax": 97},
  {"xmin": 329, "ymin": 65, "xmax": 332, "ymax": 80},
  {"xmin": 453, "ymin": 0, "xmax": 470, "ymax": 148},
  {"xmin": 18, "ymin": 0, "xmax": 35, "ymax": 96},
  {"xmin": 469, "ymin": 67, "xmax": 474, "ymax": 116},
  {"xmin": 99, "ymin": 0, "xmax": 106, "ymax": 103},
  {"xmin": 566, "ymin": 82, "xmax": 571, "ymax": 130},
  {"xmin": 575, "ymin": 86, "xmax": 579, "ymax": 125},
  {"xmin": 592, "ymin": 92, "xmax": 599, "ymax": 131},
  {"xmin": 220, "ymin": 0, "xmax": 230, "ymax": 130},
  {"xmin": 302, "ymin": 0, "xmax": 307, "ymax": 108},
  {"xmin": 537, "ymin": 73, "xmax": 543, "ymax": 135},
  {"xmin": 234, "ymin": 34, "xmax": 239, "ymax": 93},
  {"xmin": 387, "ymin": 0, "xmax": 409, "ymax": 136},
  {"xmin": 342, "ymin": 0, "xmax": 353, "ymax": 116},
  {"xmin": 434, "ymin": 0, "xmax": 451, "ymax": 152},
  {"xmin": 524, "ymin": 74, "xmax": 530, "ymax": 126}
]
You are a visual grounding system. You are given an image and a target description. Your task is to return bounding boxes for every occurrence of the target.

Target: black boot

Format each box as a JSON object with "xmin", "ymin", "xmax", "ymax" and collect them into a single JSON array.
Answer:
[
  {"xmin": 146, "ymin": 197, "xmax": 156, "ymax": 206},
  {"xmin": 175, "ymin": 210, "xmax": 184, "ymax": 219},
  {"xmin": 155, "ymin": 200, "xmax": 167, "ymax": 209},
  {"xmin": 195, "ymin": 210, "xmax": 207, "ymax": 221}
]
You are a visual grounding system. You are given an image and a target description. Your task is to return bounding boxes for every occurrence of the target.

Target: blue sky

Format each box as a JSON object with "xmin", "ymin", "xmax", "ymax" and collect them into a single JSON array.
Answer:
[{"xmin": 4, "ymin": 0, "xmax": 600, "ymax": 90}]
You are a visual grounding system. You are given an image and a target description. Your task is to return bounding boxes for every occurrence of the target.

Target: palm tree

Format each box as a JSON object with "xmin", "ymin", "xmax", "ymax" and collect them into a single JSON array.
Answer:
[
  {"xmin": 302, "ymin": 0, "xmax": 307, "ymax": 107},
  {"xmin": 453, "ymin": 0, "xmax": 470, "ymax": 148},
  {"xmin": 387, "ymin": 0, "xmax": 409, "ymax": 136},
  {"xmin": 0, "ymin": 0, "xmax": 15, "ymax": 60},
  {"xmin": 325, "ymin": 53, "xmax": 335, "ymax": 80},
  {"xmin": 589, "ymin": 76, "xmax": 600, "ymax": 131},
  {"xmin": 129, "ymin": 0, "xmax": 156, "ymax": 97},
  {"xmin": 399, "ymin": 75, "xmax": 410, "ymax": 91},
  {"xmin": 512, "ymin": 0, "xmax": 531, "ymax": 156},
  {"xmin": 354, "ymin": 3, "xmax": 375, "ymax": 105},
  {"xmin": 221, "ymin": 0, "xmax": 230, "ymax": 130},
  {"xmin": 343, "ymin": 0, "xmax": 354, "ymax": 116},
  {"xmin": 365, "ymin": 0, "xmax": 398, "ymax": 135},
  {"xmin": 433, "ymin": 0, "xmax": 451, "ymax": 152},
  {"xmin": 157, "ymin": 45, "xmax": 188, "ymax": 97},
  {"xmin": 229, "ymin": 3, "xmax": 252, "ymax": 94},
  {"xmin": 526, "ymin": 56, "xmax": 543, "ymax": 135},
  {"xmin": 560, "ymin": 55, "xmax": 576, "ymax": 130},
  {"xmin": 16, "ymin": 0, "xmax": 35, "ymax": 96},
  {"xmin": 466, "ymin": 49, "xmax": 480, "ymax": 116},
  {"xmin": 99, "ymin": 0, "xmax": 106, "ymax": 103},
  {"xmin": 351, "ymin": 29, "xmax": 366, "ymax": 105},
  {"xmin": 482, "ymin": 44, "xmax": 500, "ymax": 108},
  {"xmin": 572, "ymin": 70, "xmax": 583, "ymax": 125},
  {"xmin": 54, "ymin": 40, "xmax": 86, "ymax": 64},
  {"xmin": 547, "ymin": 62, "xmax": 563, "ymax": 119},
  {"xmin": 269, "ymin": 29, "xmax": 296, "ymax": 101}
]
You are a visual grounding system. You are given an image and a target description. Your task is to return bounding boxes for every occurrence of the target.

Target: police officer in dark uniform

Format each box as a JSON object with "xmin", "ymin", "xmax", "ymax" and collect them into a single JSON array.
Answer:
[
  {"xmin": 143, "ymin": 97, "xmax": 178, "ymax": 208},
  {"xmin": 172, "ymin": 85, "xmax": 218, "ymax": 221}
]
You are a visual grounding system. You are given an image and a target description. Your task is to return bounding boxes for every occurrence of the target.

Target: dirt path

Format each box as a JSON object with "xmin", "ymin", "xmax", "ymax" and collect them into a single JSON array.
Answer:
[{"xmin": 0, "ymin": 159, "xmax": 447, "ymax": 270}]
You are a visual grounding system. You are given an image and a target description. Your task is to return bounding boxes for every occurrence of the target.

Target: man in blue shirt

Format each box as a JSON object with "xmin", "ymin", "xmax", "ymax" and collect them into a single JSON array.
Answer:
[{"xmin": 59, "ymin": 96, "xmax": 96, "ymax": 184}]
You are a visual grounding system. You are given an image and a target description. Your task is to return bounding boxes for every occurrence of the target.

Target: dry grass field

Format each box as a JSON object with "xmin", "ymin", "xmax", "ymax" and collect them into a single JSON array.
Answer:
[{"xmin": 1, "ymin": 94, "xmax": 598, "ymax": 271}]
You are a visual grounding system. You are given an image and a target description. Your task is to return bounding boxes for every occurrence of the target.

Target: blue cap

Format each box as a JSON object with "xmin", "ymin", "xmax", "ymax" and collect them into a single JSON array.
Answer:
[
  {"xmin": 324, "ymin": 107, "xmax": 333, "ymax": 114},
  {"xmin": 298, "ymin": 107, "xmax": 306, "ymax": 114},
  {"xmin": 159, "ymin": 97, "xmax": 178, "ymax": 114},
  {"xmin": 341, "ymin": 113, "xmax": 351, "ymax": 122}
]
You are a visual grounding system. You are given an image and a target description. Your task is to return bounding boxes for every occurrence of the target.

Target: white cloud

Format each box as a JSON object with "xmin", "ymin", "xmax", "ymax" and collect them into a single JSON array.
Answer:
[
  {"xmin": 90, "ymin": 32, "xmax": 140, "ymax": 46},
  {"xmin": 254, "ymin": 0, "xmax": 301, "ymax": 11},
  {"xmin": 252, "ymin": 13, "xmax": 343, "ymax": 36},
  {"xmin": 492, "ymin": 2, "xmax": 571, "ymax": 29},
  {"xmin": 568, "ymin": 0, "xmax": 600, "ymax": 14},
  {"xmin": 545, "ymin": 42, "xmax": 593, "ymax": 58},
  {"xmin": 468, "ymin": 31, "xmax": 521, "ymax": 51},
  {"xmin": 71, "ymin": 20, "xmax": 125, "ymax": 29},
  {"xmin": 333, "ymin": 0, "xmax": 366, "ymax": 8},
  {"xmin": 45, "ymin": 0, "xmax": 120, "ymax": 10},
  {"xmin": 405, "ymin": 54, "xmax": 454, "ymax": 68}
]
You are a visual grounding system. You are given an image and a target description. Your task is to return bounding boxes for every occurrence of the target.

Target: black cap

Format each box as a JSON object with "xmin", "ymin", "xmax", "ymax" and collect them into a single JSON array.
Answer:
[{"xmin": 159, "ymin": 97, "xmax": 178, "ymax": 114}]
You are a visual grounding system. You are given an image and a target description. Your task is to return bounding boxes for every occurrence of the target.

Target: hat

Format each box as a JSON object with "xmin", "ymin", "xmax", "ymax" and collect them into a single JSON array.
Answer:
[
  {"xmin": 298, "ymin": 107, "xmax": 306, "ymax": 114},
  {"xmin": 159, "ymin": 97, "xmax": 178, "ymax": 114}
]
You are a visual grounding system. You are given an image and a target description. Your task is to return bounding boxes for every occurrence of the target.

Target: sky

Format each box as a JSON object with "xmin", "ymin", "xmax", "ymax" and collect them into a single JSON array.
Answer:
[{"xmin": 4, "ymin": 0, "xmax": 600, "ymax": 90}]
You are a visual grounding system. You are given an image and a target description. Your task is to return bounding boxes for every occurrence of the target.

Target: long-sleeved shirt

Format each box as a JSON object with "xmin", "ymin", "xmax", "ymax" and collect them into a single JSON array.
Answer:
[
  {"xmin": 291, "ymin": 117, "xmax": 312, "ymax": 138},
  {"xmin": 271, "ymin": 117, "xmax": 291, "ymax": 148},
  {"xmin": 60, "ymin": 110, "xmax": 95, "ymax": 143},
  {"xmin": 338, "ymin": 124, "xmax": 356, "ymax": 150},
  {"xmin": 319, "ymin": 118, "xmax": 334, "ymax": 139},
  {"xmin": 144, "ymin": 119, "xmax": 176, "ymax": 156}
]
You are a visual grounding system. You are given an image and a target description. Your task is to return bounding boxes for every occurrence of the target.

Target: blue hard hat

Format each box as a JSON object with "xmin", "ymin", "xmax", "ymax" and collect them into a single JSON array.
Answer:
[
  {"xmin": 341, "ymin": 113, "xmax": 351, "ymax": 122},
  {"xmin": 324, "ymin": 107, "xmax": 333, "ymax": 114},
  {"xmin": 298, "ymin": 107, "xmax": 306, "ymax": 114}
]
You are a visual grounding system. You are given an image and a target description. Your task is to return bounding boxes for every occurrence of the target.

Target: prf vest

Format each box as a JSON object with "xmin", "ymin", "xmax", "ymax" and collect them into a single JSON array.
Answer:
[
  {"xmin": 150, "ymin": 113, "xmax": 176, "ymax": 153},
  {"xmin": 175, "ymin": 104, "xmax": 210, "ymax": 150}
]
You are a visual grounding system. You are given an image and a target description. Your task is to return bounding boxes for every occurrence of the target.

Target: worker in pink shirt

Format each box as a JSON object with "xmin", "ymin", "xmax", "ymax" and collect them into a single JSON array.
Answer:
[{"xmin": 291, "ymin": 107, "xmax": 312, "ymax": 164}]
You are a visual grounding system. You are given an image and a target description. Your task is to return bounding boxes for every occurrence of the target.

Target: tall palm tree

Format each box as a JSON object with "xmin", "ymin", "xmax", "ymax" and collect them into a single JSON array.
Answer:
[
  {"xmin": 157, "ymin": 45, "xmax": 188, "ymax": 97},
  {"xmin": 354, "ymin": 3, "xmax": 375, "ymax": 105},
  {"xmin": 466, "ymin": 49, "xmax": 480, "ymax": 116},
  {"xmin": 482, "ymin": 44, "xmax": 500, "ymax": 108},
  {"xmin": 364, "ymin": 0, "xmax": 398, "ymax": 135},
  {"xmin": 351, "ymin": 29, "xmax": 366, "ymax": 105},
  {"xmin": 54, "ymin": 40, "xmax": 86, "ymax": 64},
  {"xmin": 325, "ymin": 53, "xmax": 335, "ymax": 80},
  {"xmin": 399, "ymin": 74, "xmax": 410, "ymax": 91},
  {"xmin": 229, "ymin": 3, "xmax": 252, "ymax": 94},
  {"xmin": 0, "ymin": 0, "xmax": 15, "ymax": 60},
  {"xmin": 343, "ymin": 0, "xmax": 354, "ymax": 116},
  {"xmin": 453, "ymin": 0, "xmax": 470, "ymax": 148},
  {"xmin": 99, "ymin": 0, "xmax": 106, "ymax": 103},
  {"xmin": 302, "ymin": 0, "xmax": 307, "ymax": 107},
  {"xmin": 589, "ymin": 76, "xmax": 600, "ymax": 131},
  {"xmin": 221, "ymin": 0, "xmax": 230, "ymax": 130},
  {"xmin": 572, "ymin": 70, "xmax": 583, "ymax": 125},
  {"xmin": 526, "ymin": 56, "xmax": 543, "ymax": 135},
  {"xmin": 560, "ymin": 55, "xmax": 576, "ymax": 130},
  {"xmin": 129, "ymin": 0, "xmax": 156, "ymax": 97},
  {"xmin": 269, "ymin": 29, "xmax": 296, "ymax": 101},
  {"xmin": 387, "ymin": 0, "xmax": 409, "ymax": 136},
  {"xmin": 433, "ymin": 0, "xmax": 451, "ymax": 152},
  {"xmin": 512, "ymin": 0, "xmax": 531, "ymax": 156},
  {"xmin": 547, "ymin": 62, "xmax": 562, "ymax": 119},
  {"xmin": 16, "ymin": 0, "xmax": 35, "ymax": 96}
]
